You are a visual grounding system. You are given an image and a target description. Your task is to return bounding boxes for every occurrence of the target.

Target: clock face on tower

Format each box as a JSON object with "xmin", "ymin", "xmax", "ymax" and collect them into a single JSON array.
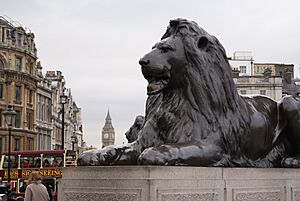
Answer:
[{"xmin": 104, "ymin": 133, "xmax": 109, "ymax": 139}]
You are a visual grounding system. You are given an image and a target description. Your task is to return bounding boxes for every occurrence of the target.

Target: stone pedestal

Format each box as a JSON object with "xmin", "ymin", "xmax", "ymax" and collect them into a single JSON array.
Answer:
[{"xmin": 59, "ymin": 166, "xmax": 300, "ymax": 201}]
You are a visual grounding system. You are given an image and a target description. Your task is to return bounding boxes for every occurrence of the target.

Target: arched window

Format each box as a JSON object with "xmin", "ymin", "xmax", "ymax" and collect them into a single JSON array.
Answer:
[{"xmin": 0, "ymin": 60, "xmax": 4, "ymax": 69}]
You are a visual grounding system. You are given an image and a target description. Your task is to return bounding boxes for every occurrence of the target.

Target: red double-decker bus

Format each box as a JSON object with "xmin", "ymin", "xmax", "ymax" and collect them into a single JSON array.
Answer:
[{"xmin": 0, "ymin": 150, "xmax": 77, "ymax": 197}]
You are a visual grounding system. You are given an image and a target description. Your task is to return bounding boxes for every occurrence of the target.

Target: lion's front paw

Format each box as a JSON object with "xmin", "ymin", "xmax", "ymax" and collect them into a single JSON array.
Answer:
[
  {"xmin": 137, "ymin": 148, "xmax": 168, "ymax": 165},
  {"xmin": 281, "ymin": 157, "xmax": 300, "ymax": 168},
  {"xmin": 77, "ymin": 146, "xmax": 118, "ymax": 166},
  {"xmin": 77, "ymin": 149, "xmax": 101, "ymax": 166}
]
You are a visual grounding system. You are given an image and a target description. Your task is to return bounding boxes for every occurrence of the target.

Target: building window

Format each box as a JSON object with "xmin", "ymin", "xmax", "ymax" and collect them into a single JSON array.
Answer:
[
  {"xmin": 1, "ymin": 27, "xmax": 5, "ymax": 42},
  {"xmin": 37, "ymin": 96, "xmax": 40, "ymax": 111},
  {"xmin": 239, "ymin": 66, "xmax": 247, "ymax": 74},
  {"xmin": 27, "ymin": 89, "xmax": 33, "ymax": 104},
  {"xmin": 15, "ymin": 57, "xmax": 22, "ymax": 72},
  {"xmin": 47, "ymin": 99, "xmax": 51, "ymax": 123},
  {"xmin": 26, "ymin": 111, "xmax": 33, "ymax": 130},
  {"xmin": 17, "ymin": 33, "xmax": 22, "ymax": 46},
  {"xmin": 260, "ymin": 90, "xmax": 266, "ymax": 95},
  {"xmin": 0, "ymin": 109, "xmax": 2, "ymax": 127},
  {"xmin": 41, "ymin": 104, "xmax": 45, "ymax": 121},
  {"xmin": 14, "ymin": 138, "xmax": 20, "ymax": 151},
  {"xmin": 0, "ymin": 138, "xmax": 2, "ymax": 154},
  {"xmin": 0, "ymin": 83, "xmax": 3, "ymax": 98},
  {"xmin": 15, "ymin": 110, "xmax": 21, "ymax": 128},
  {"xmin": 27, "ymin": 138, "xmax": 34, "ymax": 150},
  {"xmin": 255, "ymin": 66, "xmax": 260, "ymax": 73},
  {"xmin": 39, "ymin": 133, "xmax": 43, "ymax": 150},
  {"xmin": 240, "ymin": 90, "xmax": 247, "ymax": 95},
  {"xmin": 0, "ymin": 60, "xmax": 4, "ymax": 69},
  {"xmin": 29, "ymin": 63, "xmax": 33, "ymax": 74},
  {"xmin": 15, "ymin": 85, "xmax": 21, "ymax": 102}
]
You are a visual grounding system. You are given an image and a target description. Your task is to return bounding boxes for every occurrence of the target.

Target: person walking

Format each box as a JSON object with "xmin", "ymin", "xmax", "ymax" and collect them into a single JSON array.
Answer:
[{"xmin": 24, "ymin": 172, "xmax": 50, "ymax": 201}]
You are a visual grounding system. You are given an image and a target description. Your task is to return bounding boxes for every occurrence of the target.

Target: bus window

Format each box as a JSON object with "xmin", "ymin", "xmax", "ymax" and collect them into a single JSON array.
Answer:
[
  {"xmin": 20, "ymin": 155, "xmax": 41, "ymax": 168},
  {"xmin": 3, "ymin": 156, "xmax": 18, "ymax": 168},
  {"xmin": 34, "ymin": 158, "xmax": 42, "ymax": 168},
  {"xmin": 42, "ymin": 155, "xmax": 63, "ymax": 168},
  {"xmin": 20, "ymin": 157, "xmax": 31, "ymax": 168}
]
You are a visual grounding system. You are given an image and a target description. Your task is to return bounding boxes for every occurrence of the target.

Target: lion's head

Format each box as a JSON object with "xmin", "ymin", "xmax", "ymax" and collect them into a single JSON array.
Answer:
[
  {"xmin": 139, "ymin": 31, "xmax": 187, "ymax": 95},
  {"xmin": 139, "ymin": 18, "xmax": 250, "ymax": 155}
]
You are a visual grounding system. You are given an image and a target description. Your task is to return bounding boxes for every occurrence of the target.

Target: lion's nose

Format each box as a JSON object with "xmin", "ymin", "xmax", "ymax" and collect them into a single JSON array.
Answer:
[{"xmin": 139, "ymin": 58, "xmax": 150, "ymax": 66}]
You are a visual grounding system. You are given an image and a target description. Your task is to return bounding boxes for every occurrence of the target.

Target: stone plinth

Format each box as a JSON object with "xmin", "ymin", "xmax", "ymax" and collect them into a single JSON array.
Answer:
[{"xmin": 59, "ymin": 166, "xmax": 300, "ymax": 201}]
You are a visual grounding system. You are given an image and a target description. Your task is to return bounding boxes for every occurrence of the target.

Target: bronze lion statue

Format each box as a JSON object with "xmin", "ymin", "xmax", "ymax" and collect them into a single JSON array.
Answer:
[
  {"xmin": 78, "ymin": 18, "xmax": 300, "ymax": 167},
  {"xmin": 125, "ymin": 115, "xmax": 145, "ymax": 143}
]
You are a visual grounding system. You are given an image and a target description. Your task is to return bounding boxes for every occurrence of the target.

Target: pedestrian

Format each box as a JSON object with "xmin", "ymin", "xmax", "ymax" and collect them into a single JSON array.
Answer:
[
  {"xmin": 42, "ymin": 182, "xmax": 53, "ymax": 201},
  {"xmin": 24, "ymin": 172, "xmax": 50, "ymax": 201},
  {"xmin": 16, "ymin": 197, "xmax": 24, "ymax": 201},
  {"xmin": 8, "ymin": 192, "xmax": 17, "ymax": 201}
]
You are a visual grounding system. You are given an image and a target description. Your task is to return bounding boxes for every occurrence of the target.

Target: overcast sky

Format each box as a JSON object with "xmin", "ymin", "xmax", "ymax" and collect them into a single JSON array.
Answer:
[{"xmin": 1, "ymin": 0, "xmax": 300, "ymax": 148}]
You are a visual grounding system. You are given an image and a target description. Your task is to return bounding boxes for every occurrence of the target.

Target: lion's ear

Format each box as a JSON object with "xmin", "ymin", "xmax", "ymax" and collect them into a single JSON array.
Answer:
[{"xmin": 197, "ymin": 36, "xmax": 209, "ymax": 50}]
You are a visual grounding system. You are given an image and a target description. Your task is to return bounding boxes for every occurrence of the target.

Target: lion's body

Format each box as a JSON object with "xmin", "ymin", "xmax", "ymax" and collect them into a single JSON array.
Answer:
[{"xmin": 78, "ymin": 19, "xmax": 300, "ymax": 167}]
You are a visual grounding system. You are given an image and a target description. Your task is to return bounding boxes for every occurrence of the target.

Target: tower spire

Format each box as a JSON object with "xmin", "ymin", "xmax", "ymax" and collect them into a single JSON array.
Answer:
[
  {"xmin": 102, "ymin": 109, "xmax": 115, "ymax": 148},
  {"xmin": 106, "ymin": 109, "xmax": 111, "ymax": 121}
]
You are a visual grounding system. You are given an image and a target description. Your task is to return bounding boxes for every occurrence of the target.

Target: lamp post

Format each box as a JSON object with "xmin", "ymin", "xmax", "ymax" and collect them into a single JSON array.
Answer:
[
  {"xmin": 71, "ymin": 133, "xmax": 77, "ymax": 160},
  {"xmin": 60, "ymin": 94, "xmax": 67, "ymax": 150},
  {"xmin": 71, "ymin": 134, "xmax": 77, "ymax": 152},
  {"xmin": 2, "ymin": 105, "xmax": 16, "ymax": 194}
]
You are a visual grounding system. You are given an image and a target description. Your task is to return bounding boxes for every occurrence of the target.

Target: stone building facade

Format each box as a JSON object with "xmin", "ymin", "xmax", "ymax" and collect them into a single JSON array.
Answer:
[
  {"xmin": 46, "ymin": 70, "xmax": 66, "ymax": 150},
  {"xmin": 233, "ymin": 74, "xmax": 283, "ymax": 101},
  {"xmin": 282, "ymin": 78, "xmax": 300, "ymax": 98},
  {"xmin": 229, "ymin": 52, "xmax": 296, "ymax": 101},
  {"xmin": 0, "ymin": 16, "xmax": 84, "ymax": 153},
  {"xmin": 253, "ymin": 63, "xmax": 294, "ymax": 78},
  {"xmin": 101, "ymin": 111, "xmax": 115, "ymax": 148},
  {"xmin": 73, "ymin": 102, "xmax": 84, "ymax": 152},
  {"xmin": 0, "ymin": 16, "xmax": 38, "ymax": 153},
  {"xmin": 228, "ymin": 51, "xmax": 253, "ymax": 76},
  {"xmin": 44, "ymin": 70, "xmax": 84, "ymax": 151},
  {"xmin": 36, "ymin": 62, "xmax": 52, "ymax": 150}
]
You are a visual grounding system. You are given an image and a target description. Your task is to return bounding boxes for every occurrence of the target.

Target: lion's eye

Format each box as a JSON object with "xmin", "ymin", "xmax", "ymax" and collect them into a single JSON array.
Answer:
[{"xmin": 160, "ymin": 46, "xmax": 171, "ymax": 53}]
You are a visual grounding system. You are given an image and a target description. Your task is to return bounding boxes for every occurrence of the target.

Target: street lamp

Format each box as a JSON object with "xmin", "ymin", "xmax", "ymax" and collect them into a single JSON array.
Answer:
[
  {"xmin": 60, "ymin": 94, "xmax": 67, "ymax": 150},
  {"xmin": 2, "ymin": 105, "xmax": 16, "ymax": 194},
  {"xmin": 71, "ymin": 133, "xmax": 78, "ymax": 161},
  {"xmin": 71, "ymin": 134, "xmax": 77, "ymax": 152}
]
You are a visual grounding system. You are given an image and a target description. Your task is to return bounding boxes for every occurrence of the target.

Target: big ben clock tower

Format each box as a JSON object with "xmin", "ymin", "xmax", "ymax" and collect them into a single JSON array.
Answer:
[{"xmin": 102, "ymin": 110, "xmax": 115, "ymax": 148}]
